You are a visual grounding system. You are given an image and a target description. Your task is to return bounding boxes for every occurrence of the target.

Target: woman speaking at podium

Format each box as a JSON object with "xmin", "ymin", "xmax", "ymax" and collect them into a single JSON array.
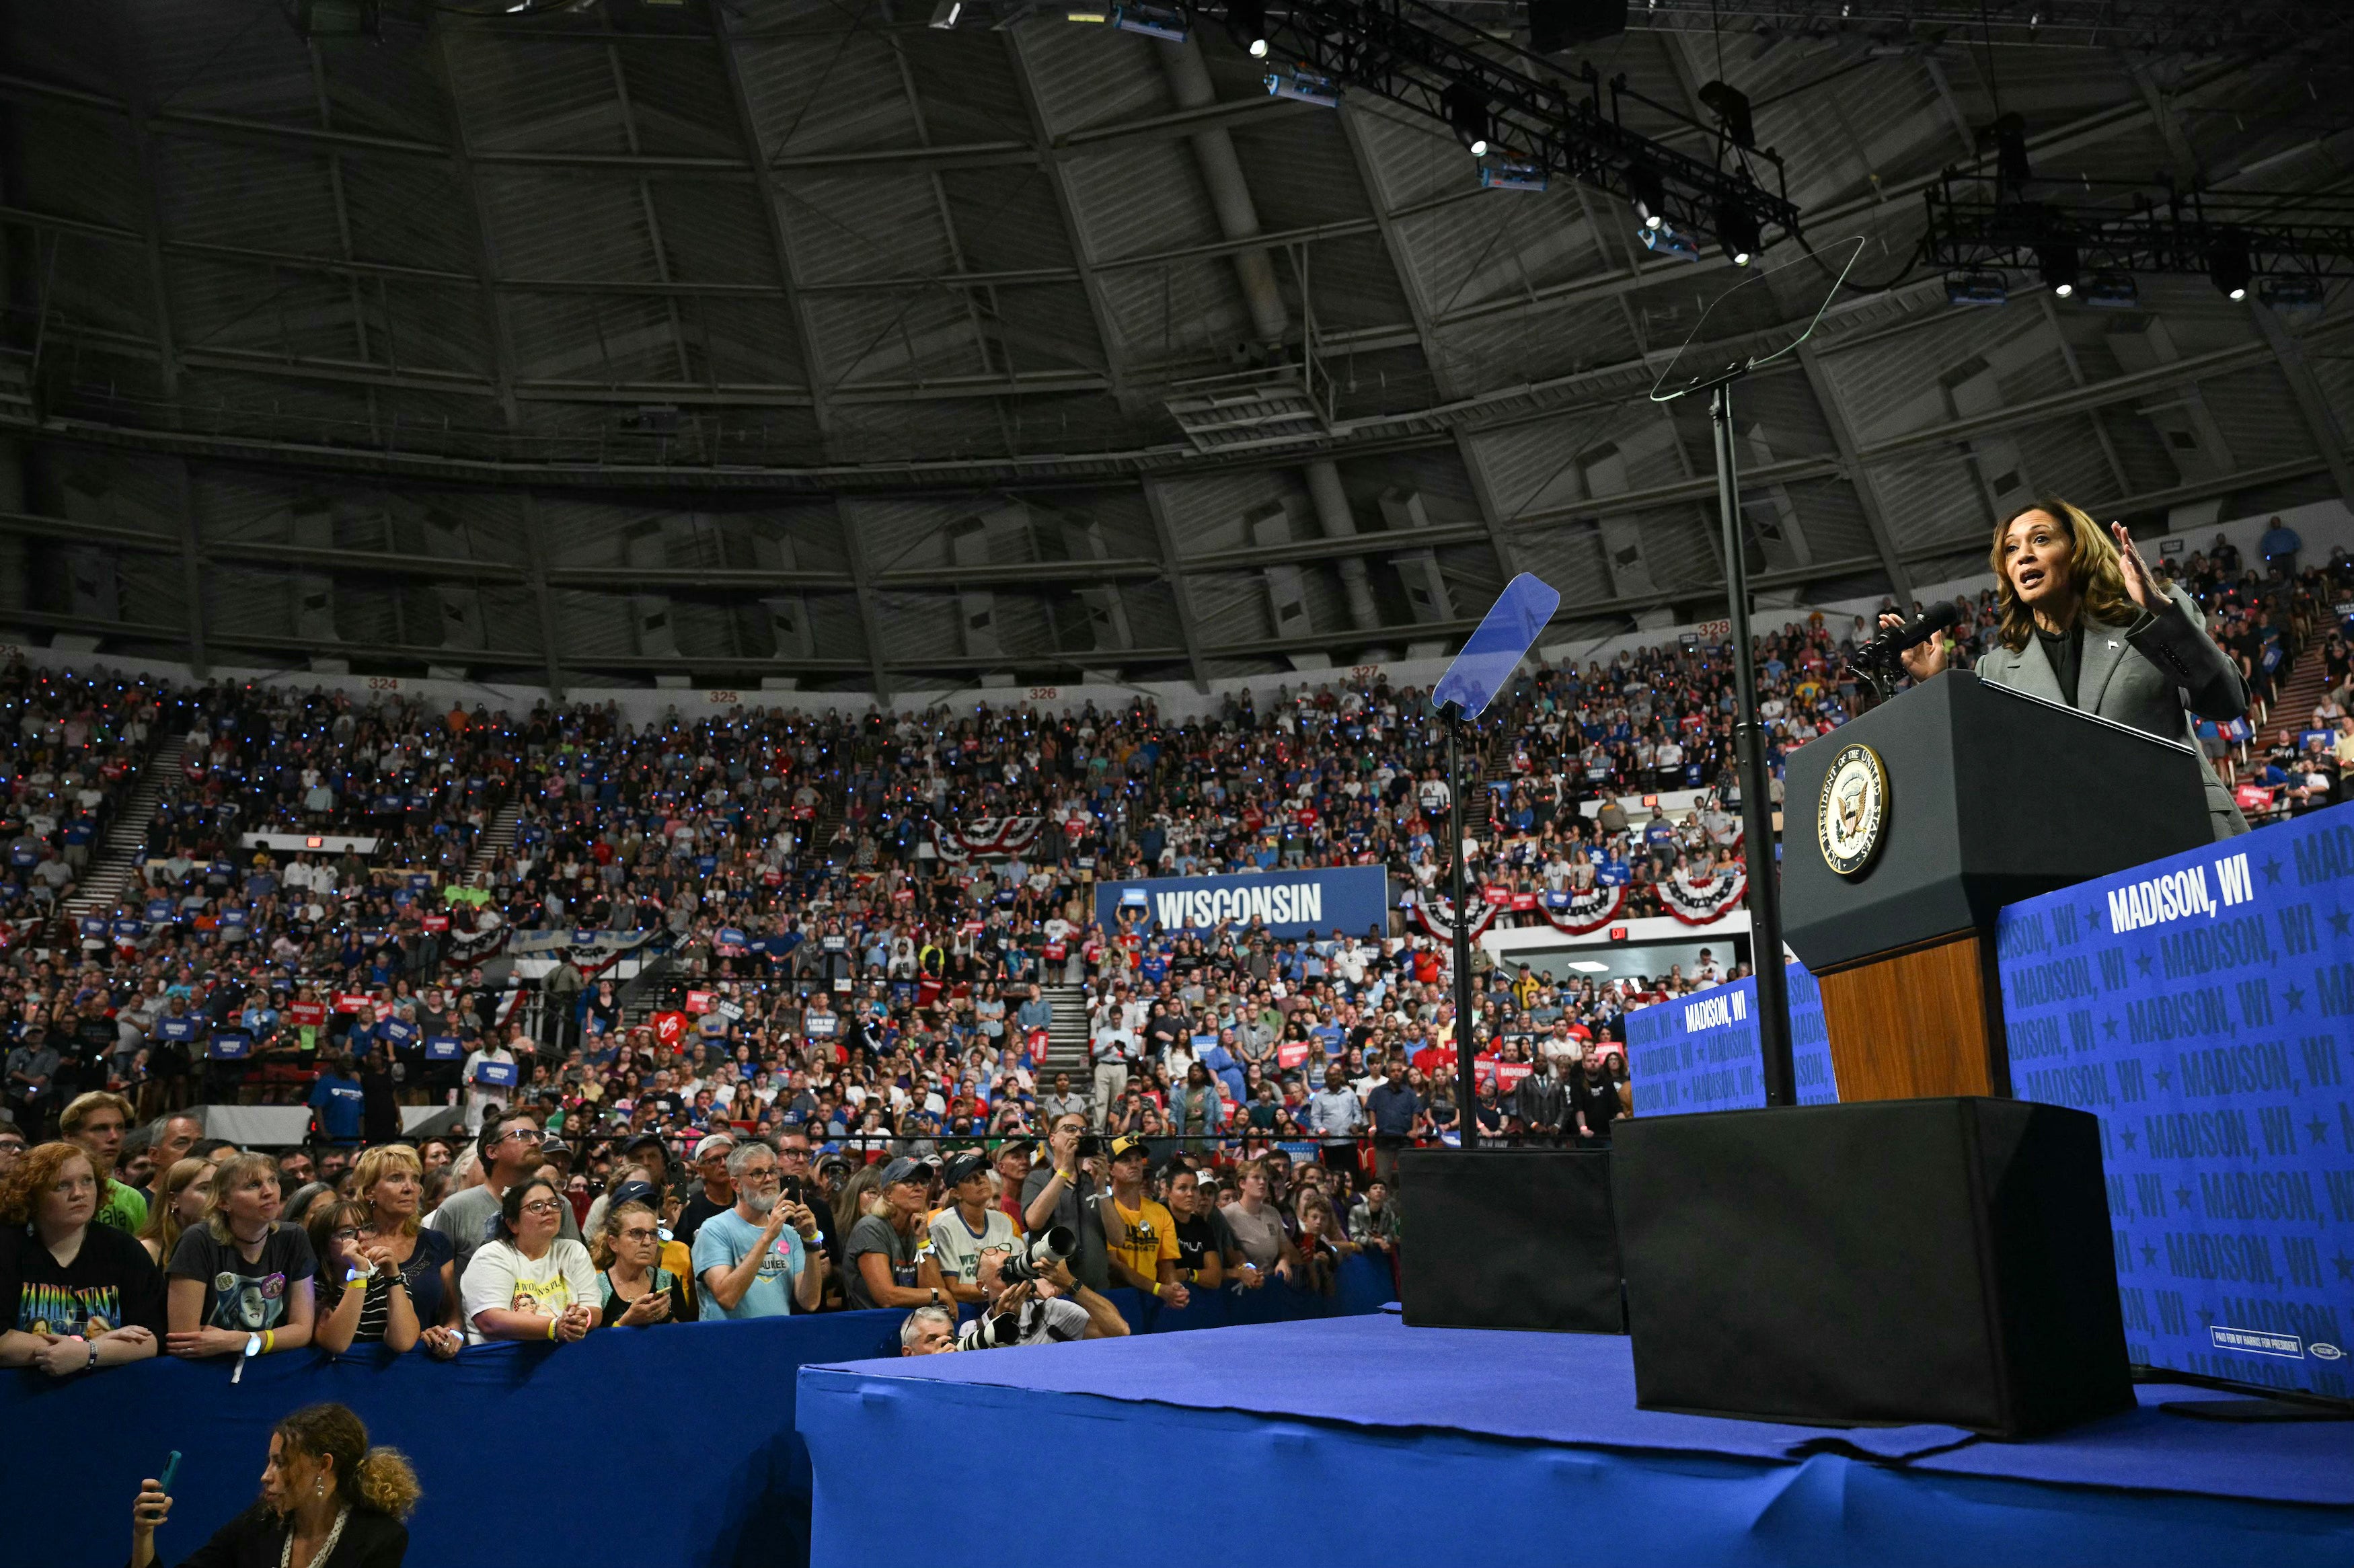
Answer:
[{"xmin": 1887, "ymin": 498, "xmax": 2248, "ymax": 839}]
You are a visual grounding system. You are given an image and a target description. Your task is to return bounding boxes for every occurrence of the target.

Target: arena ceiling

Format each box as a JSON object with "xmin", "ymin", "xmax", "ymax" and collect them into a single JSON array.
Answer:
[{"xmin": 0, "ymin": 0, "xmax": 2349, "ymax": 695}]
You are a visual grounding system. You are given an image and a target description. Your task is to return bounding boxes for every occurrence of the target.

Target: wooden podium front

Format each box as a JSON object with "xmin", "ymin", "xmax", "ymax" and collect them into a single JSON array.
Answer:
[{"xmin": 1781, "ymin": 674, "xmax": 2211, "ymax": 1103}]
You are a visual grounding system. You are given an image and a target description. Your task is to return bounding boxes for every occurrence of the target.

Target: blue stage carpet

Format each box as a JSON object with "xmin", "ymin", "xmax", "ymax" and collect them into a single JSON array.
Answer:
[{"xmin": 799, "ymin": 1316, "xmax": 2354, "ymax": 1567}]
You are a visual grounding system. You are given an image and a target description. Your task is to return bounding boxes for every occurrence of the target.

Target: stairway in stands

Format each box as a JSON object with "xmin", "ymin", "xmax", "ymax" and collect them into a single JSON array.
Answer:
[
  {"xmin": 2270, "ymin": 644, "xmax": 2331, "ymax": 747},
  {"xmin": 465, "ymin": 802, "xmax": 521, "ymax": 879},
  {"xmin": 64, "ymin": 736, "xmax": 181, "ymax": 922},
  {"xmin": 1040, "ymin": 984, "xmax": 1092, "ymax": 1087}
]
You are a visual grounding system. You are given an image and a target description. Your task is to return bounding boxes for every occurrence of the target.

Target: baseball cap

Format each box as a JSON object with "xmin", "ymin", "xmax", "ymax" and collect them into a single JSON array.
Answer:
[
  {"xmin": 880, "ymin": 1155, "xmax": 937, "ymax": 1188},
  {"xmin": 942, "ymin": 1151, "xmax": 989, "ymax": 1186},
  {"xmin": 692, "ymin": 1132, "xmax": 737, "ymax": 1162},
  {"xmin": 605, "ymin": 1179, "xmax": 661, "ymax": 1213},
  {"xmin": 622, "ymin": 1132, "xmax": 667, "ymax": 1156},
  {"xmin": 1109, "ymin": 1132, "xmax": 1153, "ymax": 1163}
]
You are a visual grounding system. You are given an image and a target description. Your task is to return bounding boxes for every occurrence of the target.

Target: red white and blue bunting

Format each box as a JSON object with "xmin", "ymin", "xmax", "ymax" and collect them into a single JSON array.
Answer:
[
  {"xmin": 1659, "ymin": 866, "xmax": 1747, "ymax": 925},
  {"xmin": 1533, "ymin": 884, "xmax": 1628, "ymax": 935},
  {"xmin": 1404, "ymin": 889, "xmax": 1503, "ymax": 943},
  {"xmin": 929, "ymin": 816, "xmax": 1043, "ymax": 862}
]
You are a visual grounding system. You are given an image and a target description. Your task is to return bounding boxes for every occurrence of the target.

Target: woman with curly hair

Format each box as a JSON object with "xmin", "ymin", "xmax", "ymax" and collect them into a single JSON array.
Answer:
[
  {"xmin": 0, "ymin": 1141, "xmax": 165, "ymax": 1376},
  {"xmin": 131, "ymin": 1401, "xmax": 419, "ymax": 1567},
  {"xmin": 1888, "ymin": 498, "xmax": 2250, "ymax": 838}
]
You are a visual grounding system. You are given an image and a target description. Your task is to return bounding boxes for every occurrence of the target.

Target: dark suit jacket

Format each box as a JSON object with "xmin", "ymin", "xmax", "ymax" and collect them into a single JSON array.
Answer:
[
  {"xmin": 1973, "ymin": 583, "xmax": 2249, "ymax": 838},
  {"xmin": 158, "ymin": 1503, "xmax": 408, "ymax": 1568}
]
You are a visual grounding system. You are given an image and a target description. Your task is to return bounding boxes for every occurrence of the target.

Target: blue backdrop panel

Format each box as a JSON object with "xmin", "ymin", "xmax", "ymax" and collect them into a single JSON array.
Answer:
[
  {"xmin": 0, "ymin": 1262, "xmax": 1389, "ymax": 1568},
  {"xmin": 800, "ymin": 1319, "xmax": 2354, "ymax": 1568},
  {"xmin": 1094, "ymin": 864, "xmax": 1390, "ymax": 939},
  {"xmin": 1994, "ymin": 801, "xmax": 2354, "ymax": 1396},
  {"xmin": 1624, "ymin": 960, "xmax": 1836, "ymax": 1113}
]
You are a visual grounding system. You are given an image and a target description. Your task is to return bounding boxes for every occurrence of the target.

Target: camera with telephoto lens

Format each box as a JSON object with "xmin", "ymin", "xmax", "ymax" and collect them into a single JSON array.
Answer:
[{"xmin": 998, "ymin": 1225, "xmax": 1074, "ymax": 1285}]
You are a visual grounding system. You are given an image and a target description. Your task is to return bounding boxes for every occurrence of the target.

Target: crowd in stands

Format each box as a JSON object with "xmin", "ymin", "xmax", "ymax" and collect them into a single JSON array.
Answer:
[{"xmin": 1, "ymin": 518, "xmax": 2348, "ymax": 1376}]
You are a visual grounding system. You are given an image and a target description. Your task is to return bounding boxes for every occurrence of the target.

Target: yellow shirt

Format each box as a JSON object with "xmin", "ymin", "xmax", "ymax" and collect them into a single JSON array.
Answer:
[{"xmin": 1104, "ymin": 1193, "xmax": 1179, "ymax": 1289}]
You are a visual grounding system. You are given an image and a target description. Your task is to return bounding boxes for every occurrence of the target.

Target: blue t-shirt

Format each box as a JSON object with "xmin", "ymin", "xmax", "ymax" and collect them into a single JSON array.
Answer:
[
  {"xmin": 308, "ymin": 1072, "xmax": 365, "ymax": 1140},
  {"xmin": 689, "ymin": 1208, "xmax": 807, "ymax": 1321}
]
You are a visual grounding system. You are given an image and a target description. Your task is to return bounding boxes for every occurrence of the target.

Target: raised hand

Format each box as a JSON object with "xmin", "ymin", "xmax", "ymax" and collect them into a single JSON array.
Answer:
[{"xmin": 2111, "ymin": 521, "xmax": 2162, "ymax": 613}]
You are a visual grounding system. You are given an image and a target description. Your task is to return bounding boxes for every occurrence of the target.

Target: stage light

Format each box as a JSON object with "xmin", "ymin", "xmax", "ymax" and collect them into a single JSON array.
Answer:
[
  {"xmin": 1264, "ymin": 68, "xmax": 1338, "ymax": 106},
  {"xmin": 1065, "ymin": 7, "xmax": 1108, "ymax": 20},
  {"xmin": 2035, "ymin": 241, "xmax": 2078, "ymax": 299},
  {"xmin": 1698, "ymin": 80, "xmax": 1755, "ymax": 151},
  {"xmin": 1112, "ymin": 3, "xmax": 1187, "ymax": 40},
  {"xmin": 1944, "ymin": 270, "xmax": 2009, "ymax": 307},
  {"xmin": 928, "ymin": 0, "xmax": 961, "ymax": 25},
  {"xmin": 2207, "ymin": 233, "xmax": 2252, "ymax": 301},
  {"xmin": 1480, "ymin": 160, "xmax": 1548, "ymax": 192},
  {"xmin": 1443, "ymin": 83, "xmax": 1492, "ymax": 158},
  {"xmin": 2083, "ymin": 271, "xmax": 2138, "ymax": 309},
  {"xmin": 2259, "ymin": 274, "xmax": 2324, "ymax": 322},
  {"xmin": 1227, "ymin": 0, "xmax": 1269, "ymax": 56},
  {"xmin": 1640, "ymin": 223, "xmax": 1700, "ymax": 262},
  {"xmin": 1628, "ymin": 162, "xmax": 1666, "ymax": 231},
  {"xmin": 1714, "ymin": 197, "xmax": 1762, "ymax": 266}
]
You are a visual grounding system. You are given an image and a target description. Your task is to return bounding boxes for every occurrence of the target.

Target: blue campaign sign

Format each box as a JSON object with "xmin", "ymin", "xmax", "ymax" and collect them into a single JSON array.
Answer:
[
  {"xmin": 1093, "ymin": 864, "xmax": 1392, "ymax": 941},
  {"xmin": 473, "ymin": 1058, "xmax": 519, "ymax": 1088},
  {"xmin": 424, "ymin": 1035, "xmax": 463, "ymax": 1063},
  {"xmin": 1994, "ymin": 803, "xmax": 2354, "ymax": 1397},
  {"xmin": 207, "ymin": 1031, "xmax": 251, "ymax": 1062},
  {"xmin": 1623, "ymin": 962, "xmax": 1837, "ymax": 1114}
]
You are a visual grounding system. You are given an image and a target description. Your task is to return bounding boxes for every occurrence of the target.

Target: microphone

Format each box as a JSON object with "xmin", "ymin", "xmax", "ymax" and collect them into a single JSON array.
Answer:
[{"xmin": 1856, "ymin": 601, "xmax": 1961, "ymax": 666}]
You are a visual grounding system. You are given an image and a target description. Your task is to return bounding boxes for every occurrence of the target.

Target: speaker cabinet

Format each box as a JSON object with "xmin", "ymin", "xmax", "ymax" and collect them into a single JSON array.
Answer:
[
  {"xmin": 1398, "ymin": 1148, "xmax": 1624, "ymax": 1334},
  {"xmin": 1611, "ymin": 1097, "xmax": 2131, "ymax": 1437}
]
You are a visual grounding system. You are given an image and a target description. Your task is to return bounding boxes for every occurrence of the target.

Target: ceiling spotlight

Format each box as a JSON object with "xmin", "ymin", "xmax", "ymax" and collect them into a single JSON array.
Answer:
[
  {"xmin": 2035, "ymin": 241, "xmax": 2078, "ymax": 299},
  {"xmin": 1112, "ymin": 2, "xmax": 1187, "ymax": 40},
  {"xmin": 1944, "ymin": 270, "xmax": 2010, "ymax": 307},
  {"xmin": 1264, "ymin": 68, "xmax": 1338, "ymax": 107},
  {"xmin": 1714, "ymin": 196, "xmax": 1762, "ymax": 266},
  {"xmin": 2258, "ymin": 274, "xmax": 2323, "ymax": 321},
  {"xmin": 1628, "ymin": 162, "xmax": 1666, "ymax": 230},
  {"xmin": 1227, "ymin": 0, "xmax": 1269, "ymax": 56},
  {"xmin": 2083, "ymin": 270, "xmax": 2139, "ymax": 309},
  {"xmin": 1443, "ymin": 82, "xmax": 1492, "ymax": 159},
  {"xmin": 2207, "ymin": 231, "xmax": 2252, "ymax": 301},
  {"xmin": 1698, "ymin": 79, "xmax": 1755, "ymax": 151}
]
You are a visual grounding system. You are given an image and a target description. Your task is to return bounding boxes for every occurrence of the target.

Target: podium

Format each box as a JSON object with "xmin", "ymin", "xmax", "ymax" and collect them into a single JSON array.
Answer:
[{"xmin": 1780, "ymin": 671, "xmax": 2211, "ymax": 1101}]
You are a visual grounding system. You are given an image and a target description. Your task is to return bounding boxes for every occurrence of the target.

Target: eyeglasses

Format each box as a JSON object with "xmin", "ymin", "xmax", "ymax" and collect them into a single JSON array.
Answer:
[
  {"xmin": 519, "ymin": 1199, "xmax": 565, "ymax": 1216},
  {"xmin": 619, "ymin": 1228, "xmax": 659, "ymax": 1243},
  {"xmin": 777, "ymin": 1147, "xmax": 810, "ymax": 1161},
  {"xmin": 500, "ymin": 1128, "xmax": 544, "ymax": 1146}
]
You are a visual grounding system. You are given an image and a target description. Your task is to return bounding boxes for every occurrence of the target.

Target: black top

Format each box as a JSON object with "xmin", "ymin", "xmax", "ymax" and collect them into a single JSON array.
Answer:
[
  {"xmin": 2035, "ymin": 620, "xmax": 2086, "ymax": 708},
  {"xmin": 151, "ymin": 1502, "xmax": 408, "ymax": 1568},
  {"xmin": 0, "ymin": 1220, "xmax": 167, "ymax": 1339}
]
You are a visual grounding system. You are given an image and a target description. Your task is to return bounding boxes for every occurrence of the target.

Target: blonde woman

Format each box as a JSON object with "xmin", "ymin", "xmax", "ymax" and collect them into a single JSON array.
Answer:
[
  {"xmin": 164, "ymin": 1152, "xmax": 317, "ymax": 1360},
  {"xmin": 136, "ymin": 1157, "xmax": 214, "ymax": 1268},
  {"xmin": 352, "ymin": 1144, "xmax": 461, "ymax": 1358}
]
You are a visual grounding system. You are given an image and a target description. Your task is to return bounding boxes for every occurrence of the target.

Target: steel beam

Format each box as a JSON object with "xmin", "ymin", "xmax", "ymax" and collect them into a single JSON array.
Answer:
[
  {"xmin": 1143, "ymin": 481, "xmax": 1209, "ymax": 689},
  {"xmin": 1796, "ymin": 341, "xmax": 1913, "ymax": 606}
]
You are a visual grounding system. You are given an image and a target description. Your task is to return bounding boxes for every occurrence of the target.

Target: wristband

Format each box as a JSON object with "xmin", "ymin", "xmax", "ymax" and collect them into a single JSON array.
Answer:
[
  {"xmin": 85, "ymin": 1338, "xmax": 100, "ymax": 1372},
  {"xmin": 546, "ymin": 1315, "xmax": 559, "ymax": 1341},
  {"xmin": 1148, "ymin": 1280, "xmax": 1162, "ymax": 1298},
  {"xmin": 262, "ymin": 1329, "xmax": 275, "ymax": 1354}
]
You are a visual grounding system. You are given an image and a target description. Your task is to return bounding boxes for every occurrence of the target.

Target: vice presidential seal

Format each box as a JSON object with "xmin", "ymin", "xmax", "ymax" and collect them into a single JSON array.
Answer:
[{"xmin": 1817, "ymin": 743, "xmax": 1887, "ymax": 877}]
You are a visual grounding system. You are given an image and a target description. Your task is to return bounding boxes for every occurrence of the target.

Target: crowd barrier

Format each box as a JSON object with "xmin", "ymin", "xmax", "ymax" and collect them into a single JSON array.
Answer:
[{"xmin": 4, "ymin": 1255, "xmax": 1394, "ymax": 1568}]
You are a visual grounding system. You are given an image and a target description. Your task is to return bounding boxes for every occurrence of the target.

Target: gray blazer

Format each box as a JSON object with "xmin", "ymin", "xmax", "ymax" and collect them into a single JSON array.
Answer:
[{"xmin": 1972, "ymin": 583, "xmax": 2250, "ymax": 839}]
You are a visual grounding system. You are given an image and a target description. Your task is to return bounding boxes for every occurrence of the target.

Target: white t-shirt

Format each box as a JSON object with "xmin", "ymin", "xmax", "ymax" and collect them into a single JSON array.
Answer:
[
  {"xmin": 459, "ymin": 1237, "xmax": 598, "ymax": 1344},
  {"xmin": 927, "ymin": 1204, "xmax": 1022, "ymax": 1284}
]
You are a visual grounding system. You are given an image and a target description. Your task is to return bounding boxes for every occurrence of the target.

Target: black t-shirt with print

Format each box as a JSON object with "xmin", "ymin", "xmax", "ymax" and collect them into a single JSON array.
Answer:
[
  {"xmin": 0, "ymin": 1221, "xmax": 167, "ymax": 1339},
  {"xmin": 167, "ymin": 1224, "xmax": 318, "ymax": 1332}
]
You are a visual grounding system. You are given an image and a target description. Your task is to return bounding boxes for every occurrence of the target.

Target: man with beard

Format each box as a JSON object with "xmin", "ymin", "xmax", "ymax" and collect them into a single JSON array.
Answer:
[{"xmin": 692, "ymin": 1140, "xmax": 825, "ymax": 1319}]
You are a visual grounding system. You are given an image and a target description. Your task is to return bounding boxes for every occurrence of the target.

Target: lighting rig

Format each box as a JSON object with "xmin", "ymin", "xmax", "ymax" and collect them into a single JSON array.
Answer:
[
  {"xmin": 1922, "ymin": 167, "xmax": 2354, "ymax": 303},
  {"xmin": 1218, "ymin": 0, "xmax": 1800, "ymax": 260}
]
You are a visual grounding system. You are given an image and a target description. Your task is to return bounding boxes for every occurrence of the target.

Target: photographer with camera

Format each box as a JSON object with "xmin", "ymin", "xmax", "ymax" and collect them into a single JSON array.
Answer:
[
  {"xmin": 1020, "ymin": 1112, "xmax": 1111, "ymax": 1292},
  {"xmin": 954, "ymin": 1237, "xmax": 1129, "ymax": 1349}
]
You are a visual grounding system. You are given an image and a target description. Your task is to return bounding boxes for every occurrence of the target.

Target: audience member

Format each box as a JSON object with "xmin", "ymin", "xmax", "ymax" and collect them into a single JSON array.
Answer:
[
  {"xmin": 165, "ymin": 1152, "xmax": 317, "ymax": 1360},
  {"xmin": 0, "ymin": 1140, "xmax": 165, "ymax": 1374},
  {"xmin": 691, "ymin": 1140, "xmax": 824, "ymax": 1319},
  {"xmin": 457, "ymin": 1176, "xmax": 597, "ymax": 1344},
  {"xmin": 352, "ymin": 1144, "xmax": 463, "ymax": 1358},
  {"xmin": 131, "ymin": 1401, "xmax": 418, "ymax": 1568}
]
